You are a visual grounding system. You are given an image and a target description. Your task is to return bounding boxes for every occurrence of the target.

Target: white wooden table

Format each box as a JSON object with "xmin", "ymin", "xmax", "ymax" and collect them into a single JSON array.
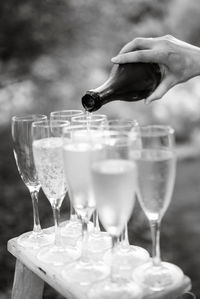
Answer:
[{"xmin": 8, "ymin": 232, "xmax": 192, "ymax": 299}]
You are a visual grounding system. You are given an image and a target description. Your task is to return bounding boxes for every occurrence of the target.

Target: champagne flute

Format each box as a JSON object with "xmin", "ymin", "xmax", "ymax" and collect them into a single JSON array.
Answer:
[
  {"xmin": 105, "ymin": 119, "xmax": 150, "ymax": 280},
  {"xmin": 71, "ymin": 113, "xmax": 112, "ymax": 257},
  {"xmin": 50, "ymin": 110, "xmax": 83, "ymax": 121},
  {"xmin": 11, "ymin": 114, "xmax": 52, "ymax": 248},
  {"xmin": 50, "ymin": 109, "xmax": 84, "ymax": 239},
  {"xmin": 62, "ymin": 124, "xmax": 109, "ymax": 286},
  {"xmin": 88, "ymin": 129, "xmax": 142, "ymax": 299},
  {"xmin": 32, "ymin": 120, "xmax": 80, "ymax": 265},
  {"xmin": 132, "ymin": 125, "xmax": 184, "ymax": 291},
  {"xmin": 71, "ymin": 113, "xmax": 107, "ymax": 128}
]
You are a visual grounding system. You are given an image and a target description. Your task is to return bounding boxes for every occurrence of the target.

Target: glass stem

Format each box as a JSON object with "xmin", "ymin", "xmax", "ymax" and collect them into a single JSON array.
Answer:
[
  {"xmin": 30, "ymin": 189, "xmax": 42, "ymax": 234},
  {"xmin": 52, "ymin": 205, "xmax": 61, "ymax": 247},
  {"xmin": 93, "ymin": 210, "xmax": 100, "ymax": 232},
  {"xmin": 81, "ymin": 219, "xmax": 89, "ymax": 263},
  {"xmin": 70, "ymin": 201, "xmax": 77, "ymax": 221},
  {"xmin": 110, "ymin": 236, "xmax": 118, "ymax": 282},
  {"xmin": 150, "ymin": 220, "xmax": 161, "ymax": 267},
  {"xmin": 120, "ymin": 223, "xmax": 129, "ymax": 248},
  {"xmin": 68, "ymin": 190, "xmax": 77, "ymax": 221}
]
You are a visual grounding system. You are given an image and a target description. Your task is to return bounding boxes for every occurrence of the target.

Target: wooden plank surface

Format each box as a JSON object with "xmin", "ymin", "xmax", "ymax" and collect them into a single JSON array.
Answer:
[
  {"xmin": 12, "ymin": 260, "xmax": 44, "ymax": 299},
  {"xmin": 8, "ymin": 236, "xmax": 84, "ymax": 299},
  {"xmin": 7, "ymin": 231, "xmax": 192, "ymax": 299}
]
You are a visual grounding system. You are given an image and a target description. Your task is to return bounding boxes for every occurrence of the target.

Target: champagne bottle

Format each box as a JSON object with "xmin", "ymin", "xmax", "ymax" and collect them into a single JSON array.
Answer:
[{"xmin": 82, "ymin": 62, "xmax": 162, "ymax": 112}]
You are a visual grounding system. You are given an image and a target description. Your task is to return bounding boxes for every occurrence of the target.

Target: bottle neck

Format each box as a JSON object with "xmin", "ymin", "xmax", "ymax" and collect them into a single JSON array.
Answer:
[{"xmin": 82, "ymin": 78, "xmax": 114, "ymax": 112}]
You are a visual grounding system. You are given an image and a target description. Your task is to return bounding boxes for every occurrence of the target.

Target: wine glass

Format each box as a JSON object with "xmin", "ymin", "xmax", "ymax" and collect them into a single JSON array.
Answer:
[
  {"xmin": 11, "ymin": 114, "xmax": 52, "ymax": 248},
  {"xmin": 50, "ymin": 109, "xmax": 84, "ymax": 241},
  {"xmin": 132, "ymin": 125, "xmax": 184, "ymax": 291},
  {"xmin": 105, "ymin": 119, "xmax": 150, "ymax": 280},
  {"xmin": 88, "ymin": 129, "xmax": 143, "ymax": 299},
  {"xmin": 71, "ymin": 113, "xmax": 112, "ymax": 257},
  {"xmin": 62, "ymin": 124, "xmax": 109, "ymax": 286},
  {"xmin": 32, "ymin": 120, "xmax": 80, "ymax": 265},
  {"xmin": 50, "ymin": 110, "xmax": 83, "ymax": 121},
  {"xmin": 71, "ymin": 113, "xmax": 108, "ymax": 128}
]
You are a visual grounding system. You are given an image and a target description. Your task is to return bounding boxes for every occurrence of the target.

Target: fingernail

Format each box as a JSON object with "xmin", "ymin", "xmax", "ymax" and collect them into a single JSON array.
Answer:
[
  {"xmin": 111, "ymin": 56, "xmax": 118, "ymax": 63},
  {"xmin": 144, "ymin": 99, "xmax": 151, "ymax": 105}
]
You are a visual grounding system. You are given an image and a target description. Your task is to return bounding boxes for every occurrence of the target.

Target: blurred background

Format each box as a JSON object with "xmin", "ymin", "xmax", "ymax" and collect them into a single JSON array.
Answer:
[{"xmin": 1, "ymin": 0, "xmax": 200, "ymax": 298}]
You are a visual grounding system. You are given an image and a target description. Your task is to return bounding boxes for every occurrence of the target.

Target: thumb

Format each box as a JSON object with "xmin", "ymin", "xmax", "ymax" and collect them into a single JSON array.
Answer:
[{"xmin": 145, "ymin": 77, "xmax": 173, "ymax": 104}]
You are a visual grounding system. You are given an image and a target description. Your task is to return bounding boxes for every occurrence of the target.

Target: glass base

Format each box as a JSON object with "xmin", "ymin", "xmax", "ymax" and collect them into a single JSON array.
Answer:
[
  {"xmin": 60, "ymin": 220, "xmax": 82, "ymax": 247},
  {"xmin": 133, "ymin": 261, "xmax": 184, "ymax": 291},
  {"xmin": 104, "ymin": 245, "xmax": 150, "ymax": 281},
  {"xmin": 117, "ymin": 244, "xmax": 150, "ymax": 266},
  {"xmin": 61, "ymin": 219, "xmax": 82, "ymax": 236},
  {"xmin": 62, "ymin": 259, "xmax": 109, "ymax": 287},
  {"xmin": 61, "ymin": 219, "xmax": 94, "ymax": 235},
  {"xmin": 87, "ymin": 231, "xmax": 112, "ymax": 260},
  {"xmin": 37, "ymin": 244, "xmax": 80, "ymax": 266},
  {"xmin": 88, "ymin": 278, "xmax": 143, "ymax": 299},
  {"xmin": 17, "ymin": 231, "xmax": 53, "ymax": 249},
  {"xmin": 61, "ymin": 220, "xmax": 94, "ymax": 247}
]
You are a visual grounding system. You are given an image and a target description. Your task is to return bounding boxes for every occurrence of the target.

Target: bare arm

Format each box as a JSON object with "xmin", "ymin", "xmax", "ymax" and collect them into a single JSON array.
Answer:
[{"xmin": 111, "ymin": 35, "xmax": 200, "ymax": 103}]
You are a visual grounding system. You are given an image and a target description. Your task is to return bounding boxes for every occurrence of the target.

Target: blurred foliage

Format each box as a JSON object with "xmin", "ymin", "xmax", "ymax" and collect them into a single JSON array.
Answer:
[
  {"xmin": 0, "ymin": 0, "xmax": 200, "ymax": 139},
  {"xmin": 0, "ymin": 0, "xmax": 172, "ymax": 118},
  {"xmin": 0, "ymin": 0, "xmax": 200, "ymax": 297}
]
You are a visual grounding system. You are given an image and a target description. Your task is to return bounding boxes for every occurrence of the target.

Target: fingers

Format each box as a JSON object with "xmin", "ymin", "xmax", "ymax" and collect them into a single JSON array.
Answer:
[
  {"xmin": 119, "ymin": 37, "xmax": 155, "ymax": 54},
  {"xmin": 111, "ymin": 50, "xmax": 158, "ymax": 64},
  {"xmin": 118, "ymin": 35, "xmax": 177, "ymax": 55},
  {"xmin": 145, "ymin": 76, "xmax": 174, "ymax": 103}
]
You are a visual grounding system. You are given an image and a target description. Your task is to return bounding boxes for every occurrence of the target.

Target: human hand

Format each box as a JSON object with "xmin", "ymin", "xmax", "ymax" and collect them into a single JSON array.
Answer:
[
  {"xmin": 111, "ymin": 35, "xmax": 200, "ymax": 103},
  {"xmin": 143, "ymin": 275, "xmax": 192, "ymax": 299}
]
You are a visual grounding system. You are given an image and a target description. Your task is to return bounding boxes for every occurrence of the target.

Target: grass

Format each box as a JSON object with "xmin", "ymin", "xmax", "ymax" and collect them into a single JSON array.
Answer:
[{"xmin": 1, "ymin": 125, "xmax": 200, "ymax": 298}]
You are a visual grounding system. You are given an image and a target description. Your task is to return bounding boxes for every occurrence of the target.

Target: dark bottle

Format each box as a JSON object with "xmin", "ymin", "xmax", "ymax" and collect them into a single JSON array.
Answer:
[{"xmin": 82, "ymin": 62, "xmax": 162, "ymax": 112}]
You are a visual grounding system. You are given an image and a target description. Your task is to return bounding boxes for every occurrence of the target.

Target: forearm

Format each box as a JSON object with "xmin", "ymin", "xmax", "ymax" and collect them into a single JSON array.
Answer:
[{"xmin": 188, "ymin": 45, "xmax": 200, "ymax": 79}]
